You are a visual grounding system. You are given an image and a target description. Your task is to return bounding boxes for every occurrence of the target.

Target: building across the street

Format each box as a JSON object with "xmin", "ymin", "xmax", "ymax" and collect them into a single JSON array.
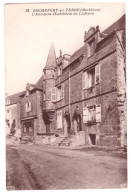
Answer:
[{"xmin": 5, "ymin": 14, "xmax": 126, "ymax": 147}]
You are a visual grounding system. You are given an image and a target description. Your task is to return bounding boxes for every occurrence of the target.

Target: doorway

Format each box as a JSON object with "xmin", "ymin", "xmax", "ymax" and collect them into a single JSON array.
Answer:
[
  {"xmin": 73, "ymin": 115, "xmax": 82, "ymax": 134},
  {"xmin": 89, "ymin": 134, "xmax": 96, "ymax": 145},
  {"xmin": 64, "ymin": 115, "xmax": 71, "ymax": 135}
]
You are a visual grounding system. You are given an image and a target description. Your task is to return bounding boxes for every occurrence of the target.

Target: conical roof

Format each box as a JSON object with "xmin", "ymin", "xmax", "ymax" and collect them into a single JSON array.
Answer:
[{"xmin": 45, "ymin": 43, "xmax": 56, "ymax": 69}]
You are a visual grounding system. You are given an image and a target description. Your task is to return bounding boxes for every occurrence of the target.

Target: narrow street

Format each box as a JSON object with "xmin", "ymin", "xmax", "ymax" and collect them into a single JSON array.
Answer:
[{"xmin": 6, "ymin": 143, "xmax": 127, "ymax": 190}]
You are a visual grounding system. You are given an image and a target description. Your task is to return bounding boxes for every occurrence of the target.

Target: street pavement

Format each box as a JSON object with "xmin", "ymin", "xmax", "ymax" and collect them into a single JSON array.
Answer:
[{"xmin": 6, "ymin": 143, "xmax": 127, "ymax": 190}]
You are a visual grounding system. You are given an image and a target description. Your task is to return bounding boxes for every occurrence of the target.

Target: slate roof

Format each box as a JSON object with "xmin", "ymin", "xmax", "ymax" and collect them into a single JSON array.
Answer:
[
  {"xmin": 103, "ymin": 14, "xmax": 125, "ymax": 35},
  {"xmin": 69, "ymin": 14, "xmax": 125, "ymax": 63},
  {"xmin": 6, "ymin": 91, "xmax": 25, "ymax": 105},
  {"xmin": 45, "ymin": 43, "xmax": 56, "ymax": 69},
  {"xmin": 6, "ymin": 75, "xmax": 44, "ymax": 103},
  {"xmin": 70, "ymin": 45, "xmax": 86, "ymax": 63}
]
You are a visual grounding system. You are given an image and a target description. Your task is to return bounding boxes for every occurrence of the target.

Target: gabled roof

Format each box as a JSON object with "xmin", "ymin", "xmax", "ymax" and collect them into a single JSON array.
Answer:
[
  {"xmin": 20, "ymin": 83, "xmax": 43, "ymax": 97},
  {"xmin": 103, "ymin": 14, "xmax": 125, "ymax": 35},
  {"xmin": 6, "ymin": 91, "xmax": 25, "ymax": 105},
  {"xmin": 45, "ymin": 43, "xmax": 56, "ymax": 69},
  {"xmin": 69, "ymin": 14, "xmax": 125, "ymax": 64}
]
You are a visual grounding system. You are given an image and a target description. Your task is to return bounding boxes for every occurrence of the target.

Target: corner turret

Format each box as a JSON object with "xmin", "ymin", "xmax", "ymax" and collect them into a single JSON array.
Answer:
[{"xmin": 43, "ymin": 43, "xmax": 56, "ymax": 134}]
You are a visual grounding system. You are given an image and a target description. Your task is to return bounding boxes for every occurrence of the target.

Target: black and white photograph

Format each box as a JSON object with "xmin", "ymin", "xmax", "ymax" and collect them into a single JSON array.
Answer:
[{"xmin": 4, "ymin": 2, "xmax": 127, "ymax": 191}]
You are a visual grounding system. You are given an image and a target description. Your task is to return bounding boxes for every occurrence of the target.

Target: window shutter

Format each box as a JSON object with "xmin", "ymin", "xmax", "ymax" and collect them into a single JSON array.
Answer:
[
  {"xmin": 88, "ymin": 72, "xmax": 92, "ymax": 88},
  {"xmin": 82, "ymin": 72, "xmax": 85, "ymax": 89},
  {"xmin": 57, "ymin": 110, "xmax": 62, "ymax": 128},
  {"xmin": 96, "ymin": 104, "xmax": 101, "ymax": 122},
  {"xmin": 61, "ymin": 83, "xmax": 64, "ymax": 99},
  {"xmin": 51, "ymin": 87, "xmax": 57, "ymax": 102},
  {"xmin": 57, "ymin": 88, "xmax": 61, "ymax": 101},
  {"xmin": 29, "ymin": 102, "xmax": 31, "ymax": 112},
  {"xmin": 95, "ymin": 64, "xmax": 100, "ymax": 84},
  {"xmin": 83, "ymin": 107, "xmax": 89, "ymax": 123},
  {"xmin": 82, "ymin": 72, "xmax": 88, "ymax": 89}
]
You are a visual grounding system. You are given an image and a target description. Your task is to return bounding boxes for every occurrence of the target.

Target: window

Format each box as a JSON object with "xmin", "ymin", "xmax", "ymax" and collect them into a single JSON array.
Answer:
[
  {"xmin": 83, "ymin": 104, "xmax": 101, "ymax": 123},
  {"xmin": 88, "ymin": 68, "xmax": 95, "ymax": 88},
  {"xmin": 26, "ymin": 102, "xmax": 31, "ymax": 112},
  {"xmin": 57, "ymin": 110, "xmax": 62, "ymax": 129},
  {"xmin": 23, "ymin": 121, "xmax": 33, "ymax": 133},
  {"xmin": 95, "ymin": 65, "xmax": 100, "ymax": 84},
  {"xmin": 88, "ymin": 38, "xmax": 95, "ymax": 57},
  {"xmin": 82, "ymin": 64, "xmax": 100, "ymax": 90},
  {"xmin": 51, "ymin": 83, "xmax": 64, "ymax": 102}
]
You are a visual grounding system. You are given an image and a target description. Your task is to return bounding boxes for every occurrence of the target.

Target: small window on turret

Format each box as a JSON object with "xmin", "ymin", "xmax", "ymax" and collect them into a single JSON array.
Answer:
[{"xmin": 58, "ymin": 66, "xmax": 62, "ymax": 76}]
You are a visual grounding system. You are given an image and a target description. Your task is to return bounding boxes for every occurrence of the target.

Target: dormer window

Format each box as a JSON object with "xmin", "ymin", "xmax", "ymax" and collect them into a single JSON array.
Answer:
[
  {"xmin": 26, "ymin": 102, "xmax": 31, "ymax": 112},
  {"xmin": 84, "ymin": 26, "xmax": 100, "ymax": 58},
  {"xmin": 88, "ymin": 38, "xmax": 95, "ymax": 57}
]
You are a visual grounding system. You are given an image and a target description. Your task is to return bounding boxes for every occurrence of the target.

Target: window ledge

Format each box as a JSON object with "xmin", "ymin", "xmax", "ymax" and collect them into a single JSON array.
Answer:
[
  {"xmin": 82, "ymin": 83, "xmax": 100, "ymax": 91},
  {"xmin": 86, "ymin": 121, "xmax": 96, "ymax": 126},
  {"xmin": 55, "ymin": 98, "xmax": 64, "ymax": 103}
]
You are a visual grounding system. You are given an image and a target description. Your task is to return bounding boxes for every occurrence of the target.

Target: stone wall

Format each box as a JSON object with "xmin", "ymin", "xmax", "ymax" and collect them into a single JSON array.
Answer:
[
  {"xmin": 21, "ymin": 91, "xmax": 37, "ymax": 118},
  {"xmin": 54, "ymin": 30, "xmax": 126, "ymax": 147},
  {"xmin": 36, "ymin": 91, "xmax": 46, "ymax": 134}
]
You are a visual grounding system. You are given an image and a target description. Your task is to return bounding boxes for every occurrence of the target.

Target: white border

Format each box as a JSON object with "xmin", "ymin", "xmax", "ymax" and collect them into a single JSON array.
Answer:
[{"xmin": 1, "ymin": 1, "xmax": 131, "ymax": 195}]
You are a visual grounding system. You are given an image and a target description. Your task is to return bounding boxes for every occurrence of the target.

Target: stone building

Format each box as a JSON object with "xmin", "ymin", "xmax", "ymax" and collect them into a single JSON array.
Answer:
[
  {"xmin": 5, "ymin": 14, "xmax": 126, "ymax": 147},
  {"xmin": 5, "ymin": 92, "xmax": 22, "ymax": 135}
]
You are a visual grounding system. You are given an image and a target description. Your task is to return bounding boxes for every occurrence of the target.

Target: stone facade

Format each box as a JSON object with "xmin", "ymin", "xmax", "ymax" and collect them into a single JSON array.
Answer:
[
  {"xmin": 50, "ymin": 14, "xmax": 126, "ymax": 147},
  {"xmin": 20, "ymin": 87, "xmax": 46, "ymax": 141},
  {"xmin": 5, "ymin": 14, "xmax": 126, "ymax": 147}
]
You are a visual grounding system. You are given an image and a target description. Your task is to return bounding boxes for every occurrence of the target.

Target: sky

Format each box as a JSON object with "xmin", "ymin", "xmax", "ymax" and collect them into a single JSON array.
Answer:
[{"xmin": 5, "ymin": 2, "xmax": 125, "ymax": 95}]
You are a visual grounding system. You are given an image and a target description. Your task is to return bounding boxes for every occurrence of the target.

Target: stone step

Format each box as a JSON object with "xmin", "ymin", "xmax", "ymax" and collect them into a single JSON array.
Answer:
[{"xmin": 51, "ymin": 135, "xmax": 73, "ymax": 147}]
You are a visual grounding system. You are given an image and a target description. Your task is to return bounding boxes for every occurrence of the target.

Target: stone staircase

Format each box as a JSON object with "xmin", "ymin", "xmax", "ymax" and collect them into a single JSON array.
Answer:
[{"xmin": 51, "ymin": 136, "xmax": 72, "ymax": 147}]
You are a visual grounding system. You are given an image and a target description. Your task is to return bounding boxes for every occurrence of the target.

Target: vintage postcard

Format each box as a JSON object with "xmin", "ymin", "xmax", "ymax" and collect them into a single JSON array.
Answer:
[{"xmin": 5, "ymin": 2, "xmax": 127, "ymax": 190}]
